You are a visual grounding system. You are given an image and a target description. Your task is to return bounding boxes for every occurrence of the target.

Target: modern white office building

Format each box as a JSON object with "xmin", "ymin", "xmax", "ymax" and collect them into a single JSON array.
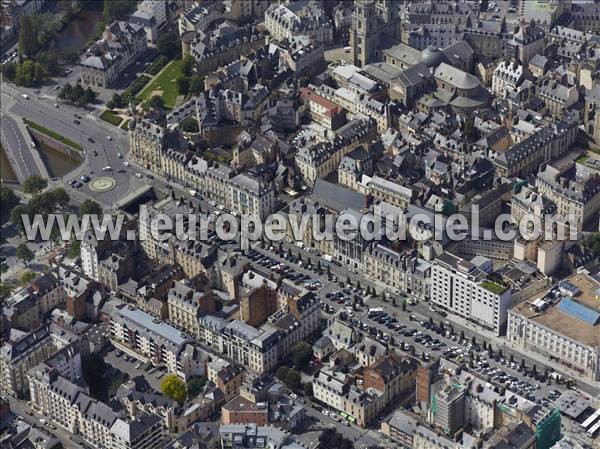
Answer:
[{"xmin": 430, "ymin": 253, "xmax": 512, "ymax": 335}]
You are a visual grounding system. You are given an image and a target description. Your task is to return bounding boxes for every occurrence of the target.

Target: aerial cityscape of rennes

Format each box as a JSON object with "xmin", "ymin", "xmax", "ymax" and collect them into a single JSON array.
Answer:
[{"xmin": 1, "ymin": 1, "xmax": 600, "ymax": 448}]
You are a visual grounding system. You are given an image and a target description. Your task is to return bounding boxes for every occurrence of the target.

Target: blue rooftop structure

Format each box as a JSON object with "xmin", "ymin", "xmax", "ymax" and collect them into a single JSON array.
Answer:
[{"xmin": 556, "ymin": 297, "xmax": 600, "ymax": 326}]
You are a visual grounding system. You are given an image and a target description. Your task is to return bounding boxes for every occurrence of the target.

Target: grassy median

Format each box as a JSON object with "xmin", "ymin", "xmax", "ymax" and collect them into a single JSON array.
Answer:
[{"xmin": 23, "ymin": 119, "xmax": 83, "ymax": 151}]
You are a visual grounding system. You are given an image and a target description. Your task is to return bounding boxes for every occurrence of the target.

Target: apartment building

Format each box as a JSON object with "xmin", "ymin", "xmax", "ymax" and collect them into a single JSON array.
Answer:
[
  {"xmin": 536, "ymin": 163, "xmax": 600, "ymax": 232},
  {"xmin": 29, "ymin": 367, "xmax": 164, "ymax": 449},
  {"xmin": 313, "ymin": 355, "xmax": 417, "ymax": 427},
  {"xmin": 430, "ymin": 253, "xmax": 512, "ymax": 335},
  {"xmin": 299, "ymin": 87, "xmax": 346, "ymax": 131},
  {"xmin": 2, "ymin": 273, "xmax": 65, "ymax": 332},
  {"xmin": 0, "ymin": 323, "xmax": 76, "ymax": 398},
  {"xmin": 240, "ymin": 283, "xmax": 279, "ymax": 328},
  {"xmin": 363, "ymin": 245, "xmax": 432, "ymax": 299},
  {"xmin": 313, "ymin": 83, "xmax": 390, "ymax": 132},
  {"xmin": 492, "ymin": 60, "xmax": 527, "ymax": 99},
  {"xmin": 219, "ymin": 320, "xmax": 280, "ymax": 374},
  {"xmin": 431, "ymin": 383, "xmax": 465, "ymax": 435},
  {"xmin": 338, "ymin": 146, "xmax": 372, "ymax": 191},
  {"xmin": 490, "ymin": 113, "xmax": 578, "ymax": 178},
  {"xmin": 366, "ymin": 175, "xmax": 413, "ymax": 209},
  {"xmin": 128, "ymin": 115, "xmax": 167, "ymax": 173},
  {"xmin": 138, "ymin": 0, "xmax": 166, "ymax": 28},
  {"xmin": 109, "ymin": 303, "xmax": 201, "ymax": 379},
  {"xmin": 381, "ymin": 410, "xmax": 419, "ymax": 447},
  {"xmin": 167, "ymin": 280, "xmax": 216, "ymax": 335},
  {"xmin": 278, "ymin": 35, "xmax": 325, "ymax": 78},
  {"xmin": 294, "ymin": 118, "xmax": 377, "ymax": 185},
  {"xmin": 220, "ymin": 424, "xmax": 290, "ymax": 449},
  {"xmin": 81, "ymin": 21, "xmax": 148, "ymax": 88},
  {"xmin": 185, "ymin": 23, "xmax": 265, "ymax": 75},
  {"xmin": 206, "ymin": 358, "xmax": 243, "ymax": 403},
  {"xmin": 538, "ymin": 80, "xmax": 579, "ymax": 118},
  {"xmin": 264, "ymin": 2, "xmax": 332, "ymax": 44},
  {"xmin": 509, "ymin": 23, "xmax": 545, "ymax": 64},
  {"xmin": 508, "ymin": 274, "xmax": 600, "ymax": 381}
]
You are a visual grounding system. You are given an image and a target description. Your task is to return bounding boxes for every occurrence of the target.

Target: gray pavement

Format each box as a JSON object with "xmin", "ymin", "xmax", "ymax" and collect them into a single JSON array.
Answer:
[
  {"xmin": 5, "ymin": 396, "xmax": 86, "ymax": 449},
  {"xmin": 252, "ymin": 241, "xmax": 600, "ymax": 403},
  {"xmin": 0, "ymin": 113, "xmax": 43, "ymax": 181},
  {"xmin": 1, "ymin": 83, "xmax": 142, "ymax": 207}
]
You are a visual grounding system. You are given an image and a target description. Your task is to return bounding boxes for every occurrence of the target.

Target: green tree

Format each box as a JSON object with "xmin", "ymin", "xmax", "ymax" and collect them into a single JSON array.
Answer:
[
  {"xmin": 14, "ymin": 60, "xmax": 46, "ymax": 87},
  {"xmin": 176, "ymin": 76, "xmax": 190, "ymax": 95},
  {"xmin": 1, "ymin": 62, "xmax": 17, "ymax": 81},
  {"xmin": 181, "ymin": 55, "xmax": 195, "ymax": 77},
  {"xmin": 181, "ymin": 117, "xmax": 199, "ymax": 133},
  {"xmin": 21, "ymin": 176, "xmax": 47, "ymax": 196},
  {"xmin": 0, "ymin": 186, "xmax": 20, "ymax": 224},
  {"xmin": 146, "ymin": 95, "xmax": 165, "ymax": 110},
  {"xmin": 157, "ymin": 30, "xmax": 180, "ymax": 59},
  {"xmin": 16, "ymin": 243, "xmax": 34, "ymax": 266},
  {"xmin": 107, "ymin": 92, "xmax": 124, "ymax": 109},
  {"xmin": 189, "ymin": 75, "xmax": 204, "ymax": 95},
  {"xmin": 161, "ymin": 374, "xmax": 186, "ymax": 404},
  {"xmin": 0, "ymin": 283, "xmax": 12, "ymax": 300},
  {"xmin": 303, "ymin": 381, "xmax": 313, "ymax": 397},
  {"xmin": 79, "ymin": 199, "xmax": 102, "ymax": 217},
  {"xmin": 10, "ymin": 204, "xmax": 29, "ymax": 234},
  {"xmin": 50, "ymin": 188, "xmax": 70, "ymax": 208},
  {"xmin": 83, "ymin": 86, "xmax": 97, "ymax": 105},
  {"xmin": 67, "ymin": 239, "xmax": 81, "ymax": 259},
  {"xmin": 38, "ymin": 50, "xmax": 59, "ymax": 75},
  {"xmin": 72, "ymin": 83, "xmax": 84, "ymax": 101},
  {"xmin": 103, "ymin": 0, "xmax": 137, "ymax": 22},
  {"xmin": 59, "ymin": 82, "xmax": 73, "ymax": 100},
  {"xmin": 20, "ymin": 270, "xmax": 37, "ymax": 285},
  {"xmin": 186, "ymin": 376, "xmax": 206, "ymax": 399},
  {"xmin": 292, "ymin": 341, "xmax": 313, "ymax": 369},
  {"xmin": 19, "ymin": 15, "xmax": 37, "ymax": 57},
  {"xmin": 276, "ymin": 366, "xmax": 302, "ymax": 391}
]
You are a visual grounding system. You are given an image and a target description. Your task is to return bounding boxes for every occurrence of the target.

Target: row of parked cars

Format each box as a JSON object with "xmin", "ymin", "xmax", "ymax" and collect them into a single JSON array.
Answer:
[{"xmin": 246, "ymin": 249, "xmax": 312, "ymax": 284}]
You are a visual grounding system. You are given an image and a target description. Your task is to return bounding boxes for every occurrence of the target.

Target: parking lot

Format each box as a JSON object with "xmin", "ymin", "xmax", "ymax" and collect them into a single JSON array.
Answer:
[
  {"xmin": 103, "ymin": 345, "xmax": 167, "ymax": 392},
  {"xmin": 247, "ymin": 238, "xmax": 569, "ymax": 405}
]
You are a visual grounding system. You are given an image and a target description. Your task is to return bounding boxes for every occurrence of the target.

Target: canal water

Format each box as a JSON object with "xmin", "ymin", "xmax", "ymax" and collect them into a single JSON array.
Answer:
[
  {"xmin": 50, "ymin": 9, "xmax": 103, "ymax": 53},
  {"xmin": 0, "ymin": 145, "xmax": 17, "ymax": 183},
  {"xmin": 38, "ymin": 141, "xmax": 81, "ymax": 178}
]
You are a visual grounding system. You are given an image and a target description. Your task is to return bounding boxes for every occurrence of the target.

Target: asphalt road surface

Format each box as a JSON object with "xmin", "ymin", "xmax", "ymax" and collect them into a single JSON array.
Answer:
[
  {"xmin": 0, "ymin": 113, "xmax": 41, "ymax": 180},
  {"xmin": 1, "ymin": 83, "xmax": 140, "ymax": 207}
]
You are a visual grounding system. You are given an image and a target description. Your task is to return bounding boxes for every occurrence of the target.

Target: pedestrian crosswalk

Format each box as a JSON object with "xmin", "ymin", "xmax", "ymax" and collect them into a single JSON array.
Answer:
[{"xmin": 366, "ymin": 429, "xmax": 388, "ymax": 445}]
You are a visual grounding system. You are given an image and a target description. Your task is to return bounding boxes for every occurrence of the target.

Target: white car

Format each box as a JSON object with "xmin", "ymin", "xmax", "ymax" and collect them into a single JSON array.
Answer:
[
  {"xmin": 117, "ymin": 152, "xmax": 122, "ymax": 158},
  {"xmin": 103, "ymin": 166, "xmax": 112, "ymax": 171},
  {"xmin": 322, "ymin": 410, "xmax": 329, "ymax": 416},
  {"xmin": 107, "ymin": 136, "xmax": 112, "ymax": 141},
  {"xmin": 290, "ymin": 393, "xmax": 298, "ymax": 399},
  {"xmin": 123, "ymin": 161, "xmax": 130, "ymax": 167},
  {"xmin": 135, "ymin": 172, "xmax": 143, "ymax": 178}
]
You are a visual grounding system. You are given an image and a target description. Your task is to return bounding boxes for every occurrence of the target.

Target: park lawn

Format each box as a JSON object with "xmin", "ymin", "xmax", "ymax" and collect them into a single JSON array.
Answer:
[
  {"xmin": 120, "ymin": 119, "xmax": 131, "ymax": 130},
  {"xmin": 23, "ymin": 119, "xmax": 83, "ymax": 151},
  {"xmin": 137, "ymin": 59, "xmax": 183, "ymax": 109},
  {"xmin": 100, "ymin": 110, "xmax": 123, "ymax": 126}
]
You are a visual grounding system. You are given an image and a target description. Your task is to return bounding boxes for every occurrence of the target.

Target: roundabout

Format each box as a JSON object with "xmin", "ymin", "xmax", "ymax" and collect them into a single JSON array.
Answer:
[{"xmin": 89, "ymin": 177, "xmax": 116, "ymax": 192}]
